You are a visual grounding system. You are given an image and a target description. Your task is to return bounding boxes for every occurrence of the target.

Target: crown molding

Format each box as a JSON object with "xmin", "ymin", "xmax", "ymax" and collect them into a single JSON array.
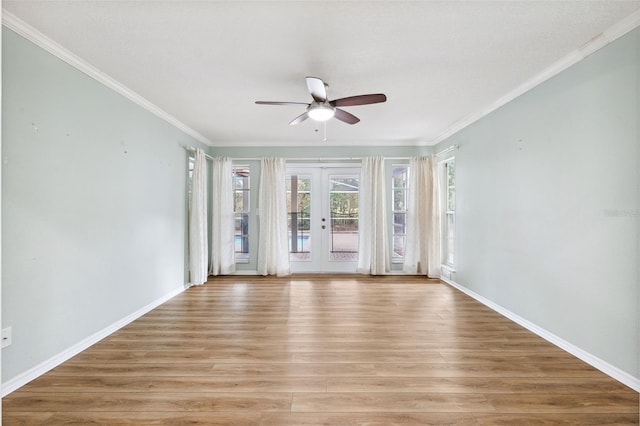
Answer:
[
  {"xmin": 2, "ymin": 10, "xmax": 213, "ymax": 146},
  {"xmin": 431, "ymin": 10, "xmax": 640, "ymax": 145}
]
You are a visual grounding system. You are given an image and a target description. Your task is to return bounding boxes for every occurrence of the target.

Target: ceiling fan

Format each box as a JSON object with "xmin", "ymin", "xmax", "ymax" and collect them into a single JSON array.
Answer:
[{"xmin": 255, "ymin": 76, "xmax": 387, "ymax": 126}]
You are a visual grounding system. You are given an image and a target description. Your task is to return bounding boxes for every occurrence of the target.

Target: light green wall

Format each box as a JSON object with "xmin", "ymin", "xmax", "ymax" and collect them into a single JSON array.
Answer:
[
  {"xmin": 1, "ymin": 23, "xmax": 430, "ymax": 385},
  {"xmin": 435, "ymin": 29, "xmax": 640, "ymax": 378},
  {"xmin": 1, "ymin": 28, "xmax": 204, "ymax": 383}
]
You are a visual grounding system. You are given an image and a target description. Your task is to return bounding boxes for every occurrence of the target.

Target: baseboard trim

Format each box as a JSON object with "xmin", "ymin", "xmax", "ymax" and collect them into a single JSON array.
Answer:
[
  {"xmin": 230, "ymin": 271, "xmax": 418, "ymax": 276},
  {"xmin": 230, "ymin": 270, "xmax": 260, "ymax": 276},
  {"xmin": 1, "ymin": 285, "xmax": 187, "ymax": 396},
  {"xmin": 441, "ymin": 276, "xmax": 640, "ymax": 393}
]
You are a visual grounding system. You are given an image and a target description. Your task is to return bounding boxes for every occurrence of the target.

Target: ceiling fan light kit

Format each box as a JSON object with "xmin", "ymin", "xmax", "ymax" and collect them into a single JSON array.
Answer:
[
  {"xmin": 307, "ymin": 104, "xmax": 335, "ymax": 122},
  {"xmin": 256, "ymin": 76, "xmax": 386, "ymax": 127}
]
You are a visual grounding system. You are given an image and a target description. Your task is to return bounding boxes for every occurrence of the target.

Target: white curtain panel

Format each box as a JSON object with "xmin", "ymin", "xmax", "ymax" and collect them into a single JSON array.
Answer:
[
  {"xmin": 210, "ymin": 157, "xmax": 236, "ymax": 276},
  {"xmin": 403, "ymin": 155, "xmax": 441, "ymax": 277},
  {"xmin": 357, "ymin": 156, "xmax": 389, "ymax": 275},
  {"xmin": 189, "ymin": 148, "xmax": 209, "ymax": 285},
  {"xmin": 257, "ymin": 158, "xmax": 290, "ymax": 276}
]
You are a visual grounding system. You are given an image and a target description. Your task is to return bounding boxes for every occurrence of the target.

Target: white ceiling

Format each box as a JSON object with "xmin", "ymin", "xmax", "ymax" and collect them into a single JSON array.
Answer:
[{"xmin": 3, "ymin": 1, "xmax": 640, "ymax": 147}]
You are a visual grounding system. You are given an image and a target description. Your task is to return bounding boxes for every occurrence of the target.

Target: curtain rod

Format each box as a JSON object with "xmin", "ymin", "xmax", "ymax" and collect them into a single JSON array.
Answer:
[
  {"xmin": 183, "ymin": 146, "xmax": 411, "ymax": 162},
  {"xmin": 435, "ymin": 144, "xmax": 459, "ymax": 156},
  {"xmin": 227, "ymin": 157, "xmax": 412, "ymax": 161},
  {"xmin": 184, "ymin": 145, "xmax": 214, "ymax": 161},
  {"xmin": 184, "ymin": 145, "xmax": 443, "ymax": 161}
]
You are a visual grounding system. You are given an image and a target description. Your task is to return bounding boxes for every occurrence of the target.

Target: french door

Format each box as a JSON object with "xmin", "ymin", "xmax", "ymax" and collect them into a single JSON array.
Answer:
[{"xmin": 287, "ymin": 165, "xmax": 360, "ymax": 273}]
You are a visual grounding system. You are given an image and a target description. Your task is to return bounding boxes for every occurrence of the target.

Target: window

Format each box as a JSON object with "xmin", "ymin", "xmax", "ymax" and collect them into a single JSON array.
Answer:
[
  {"xmin": 391, "ymin": 165, "xmax": 409, "ymax": 262},
  {"xmin": 442, "ymin": 159, "xmax": 456, "ymax": 267},
  {"xmin": 233, "ymin": 166, "xmax": 250, "ymax": 263},
  {"xmin": 187, "ymin": 155, "xmax": 195, "ymax": 199}
]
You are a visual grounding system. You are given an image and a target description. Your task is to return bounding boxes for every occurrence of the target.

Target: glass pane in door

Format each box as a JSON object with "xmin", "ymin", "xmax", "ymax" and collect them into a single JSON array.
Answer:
[
  {"xmin": 328, "ymin": 175, "xmax": 359, "ymax": 261},
  {"xmin": 287, "ymin": 174, "xmax": 312, "ymax": 261}
]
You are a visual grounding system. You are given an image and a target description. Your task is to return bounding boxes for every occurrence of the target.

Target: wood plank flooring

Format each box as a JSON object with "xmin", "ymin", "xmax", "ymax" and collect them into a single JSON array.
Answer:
[{"xmin": 3, "ymin": 275, "xmax": 639, "ymax": 425}]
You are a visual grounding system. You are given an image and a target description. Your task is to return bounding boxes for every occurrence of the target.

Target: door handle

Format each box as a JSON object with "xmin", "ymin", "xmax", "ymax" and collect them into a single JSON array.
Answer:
[{"xmin": 321, "ymin": 225, "xmax": 326, "ymax": 229}]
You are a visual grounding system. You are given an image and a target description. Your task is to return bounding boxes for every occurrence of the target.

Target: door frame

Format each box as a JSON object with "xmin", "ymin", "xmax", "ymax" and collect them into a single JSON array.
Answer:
[{"xmin": 287, "ymin": 163, "xmax": 361, "ymax": 273}]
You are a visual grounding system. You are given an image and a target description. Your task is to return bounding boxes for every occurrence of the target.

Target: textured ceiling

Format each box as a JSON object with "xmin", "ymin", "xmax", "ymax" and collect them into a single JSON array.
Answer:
[{"xmin": 3, "ymin": 1, "xmax": 640, "ymax": 147}]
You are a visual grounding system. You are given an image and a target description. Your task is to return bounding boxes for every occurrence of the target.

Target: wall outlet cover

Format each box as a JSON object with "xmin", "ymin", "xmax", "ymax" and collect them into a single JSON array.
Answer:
[{"xmin": 2, "ymin": 326, "xmax": 12, "ymax": 348}]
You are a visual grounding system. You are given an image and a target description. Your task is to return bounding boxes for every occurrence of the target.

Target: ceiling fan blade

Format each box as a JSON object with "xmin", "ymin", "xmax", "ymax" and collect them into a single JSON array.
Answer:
[
  {"xmin": 255, "ymin": 101, "xmax": 309, "ymax": 106},
  {"xmin": 289, "ymin": 111, "xmax": 309, "ymax": 126},
  {"xmin": 306, "ymin": 76, "xmax": 327, "ymax": 102},
  {"xmin": 334, "ymin": 108, "xmax": 360, "ymax": 125},
  {"xmin": 331, "ymin": 94, "xmax": 387, "ymax": 107}
]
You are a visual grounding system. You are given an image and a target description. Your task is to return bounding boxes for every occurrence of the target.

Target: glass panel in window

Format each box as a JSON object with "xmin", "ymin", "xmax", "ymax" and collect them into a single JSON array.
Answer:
[
  {"xmin": 448, "ymin": 187, "xmax": 455, "ymax": 211},
  {"xmin": 392, "ymin": 167, "xmax": 408, "ymax": 189},
  {"xmin": 446, "ymin": 213, "xmax": 455, "ymax": 265},
  {"xmin": 393, "ymin": 189, "xmax": 406, "ymax": 211},
  {"xmin": 393, "ymin": 235, "xmax": 406, "ymax": 259},
  {"xmin": 393, "ymin": 212, "xmax": 406, "ymax": 235}
]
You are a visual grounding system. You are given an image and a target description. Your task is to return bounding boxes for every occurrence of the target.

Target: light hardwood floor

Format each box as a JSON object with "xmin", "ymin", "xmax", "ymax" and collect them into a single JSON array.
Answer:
[{"xmin": 3, "ymin": 275, "xmax": 639, "ymax": 425}]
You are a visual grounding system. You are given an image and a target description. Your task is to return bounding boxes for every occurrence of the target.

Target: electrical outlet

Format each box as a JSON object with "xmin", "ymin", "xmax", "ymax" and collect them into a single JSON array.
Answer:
[{"xmin": 2, "ymin": 326, "xmax": 12, "ymax": 348}]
